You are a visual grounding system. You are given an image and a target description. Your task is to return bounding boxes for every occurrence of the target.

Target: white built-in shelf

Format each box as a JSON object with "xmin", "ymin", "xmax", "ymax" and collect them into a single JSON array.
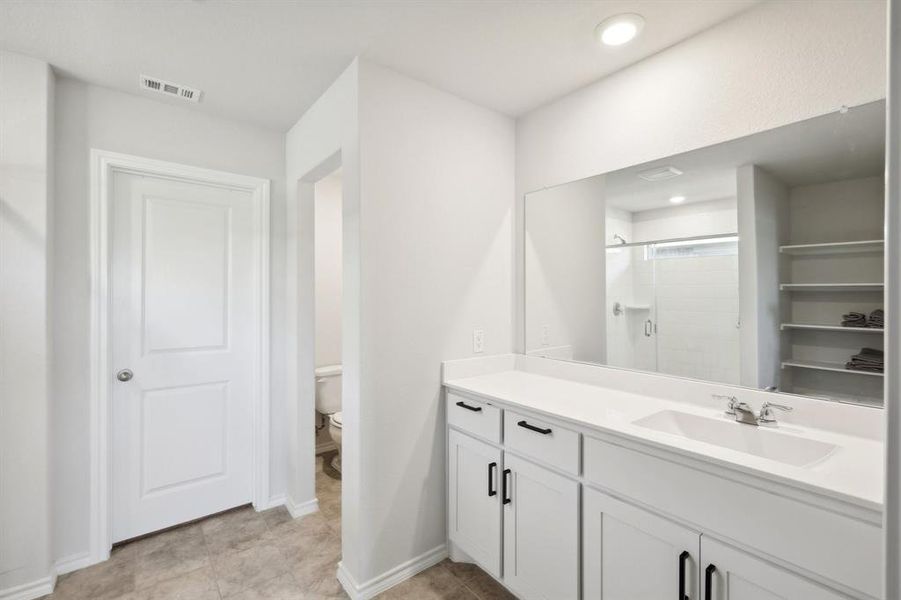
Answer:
[
  {"xmin": 624, "ymin": 304, "xmax": 650, "ymax": 311},
  {"xmin": 779, "ymin": 240, "xmax": 884, "ymax": 255},
  {"xmin": 780, "ymin": 323, "xmax": 884, "ymax": 334},
  {"xmin": 781, "ymin": 359, "xmax": 884, "ymax": 377},
  {"xmin": 779, "ymin": 283, "xmax": 884, "ymax": 292}
]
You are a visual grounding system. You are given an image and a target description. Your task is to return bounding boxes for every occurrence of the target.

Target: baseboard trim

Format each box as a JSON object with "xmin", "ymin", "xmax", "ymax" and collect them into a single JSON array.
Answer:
[
  {"xmin": 254, "ymin": 493, "xmax": 287, "ymax": 512},
  {"xmin": 285, "ymin": 496, "xmax": 319, "ymax": 519},
  {"xmin": 54, "ymin": 551, "xmax": 95, "ymax": 576},
  {"xmin": 0, "ymin": 573, "xmax": 56, "ymax": 600},
  {"xmin": 337, "ymin": 544, "xmax": 448, "ymax": 600}
]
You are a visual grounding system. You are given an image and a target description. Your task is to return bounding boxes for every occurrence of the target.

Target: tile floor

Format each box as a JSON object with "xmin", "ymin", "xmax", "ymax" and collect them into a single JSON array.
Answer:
[{"xmin": 43, "ymin": 452, "xmax": 514, "ymax": 600}]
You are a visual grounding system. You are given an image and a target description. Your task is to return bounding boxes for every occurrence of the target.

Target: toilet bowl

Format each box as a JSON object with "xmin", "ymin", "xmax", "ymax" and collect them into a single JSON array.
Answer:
[
  {"xmin": 315, "ymin": 364, "xmax": 342, "ymax": 472},
  {"xmin": 328, "ymin": 411, "xmax": 342, "ymax": 472}
]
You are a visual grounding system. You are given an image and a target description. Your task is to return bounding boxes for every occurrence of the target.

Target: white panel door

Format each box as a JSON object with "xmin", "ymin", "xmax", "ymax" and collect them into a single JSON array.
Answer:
[
  {"xmin": 448, "ymin": 429, "xmax": 502, "ymax": 578},
  {"xmin": 701, "ymin": 537, "xmax": 853, "ymax": 600},
  {"xmin": 502, "ymin": 454, "xmax": 579, "ymax": 600},
  {"xmin": 111, "ymin": 171, "xmax": 257, "ymax": 542},
  {"xmin": 583, "ymin": 487, "xmax": 700, "ymax": 600}
]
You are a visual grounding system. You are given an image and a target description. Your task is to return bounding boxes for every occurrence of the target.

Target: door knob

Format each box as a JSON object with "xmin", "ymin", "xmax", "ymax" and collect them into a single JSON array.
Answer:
[{"xmin": 116, "ymin": 369, "xmax": 134, "ymax": 382}]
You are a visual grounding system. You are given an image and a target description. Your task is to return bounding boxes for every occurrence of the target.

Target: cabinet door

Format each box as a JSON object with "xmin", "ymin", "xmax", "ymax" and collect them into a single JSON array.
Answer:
[
  {"xmin": 583, "ymin": 487, "xmax": 700, "ymax": 600},
  {"xmin": 503, "ymin": 454, "xmax": 579, "ymax": 600},
  {"xmin": 448, "ymin": 429, "xmax": 502, "ymax": 577},
  {"xmin": 701, "ymin": 537, "xmax": 854, "ymax": 600}
]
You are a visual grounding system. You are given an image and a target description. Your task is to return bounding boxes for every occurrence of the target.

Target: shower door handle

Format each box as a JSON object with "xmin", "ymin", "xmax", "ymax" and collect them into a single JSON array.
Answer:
[{"xmin": 644, "ymin": 319, "xmax": 653, "ymax": 337}]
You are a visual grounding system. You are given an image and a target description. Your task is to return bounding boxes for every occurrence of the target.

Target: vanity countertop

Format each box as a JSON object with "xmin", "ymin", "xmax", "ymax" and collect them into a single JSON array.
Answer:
[{"xmin": 444, "ymin": 368, "xmax": 883, "ymax": 514}]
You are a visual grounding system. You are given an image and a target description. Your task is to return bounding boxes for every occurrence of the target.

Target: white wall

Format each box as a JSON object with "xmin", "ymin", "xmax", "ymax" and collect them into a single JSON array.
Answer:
[
  {"xmin": 315, "ymin": 170, "xmax": 343, "ymax": 368},
  {"xmin": 52, "ymin": 77, "xmax": 286, "ymax": 564},
  {"xmin": 286, "ymin": 59, "xmax": 514, "ymax": 589},
  {"xmin": 354, "ymin": 60, "xmax": 514, "ymax": 584},
  {"xmin": 605, "ymin": 208, "xmax": 634, "ymax": 368},
  {"xmin": 0, "ymin": 50, "xmax": 53, "ymax": 594},
  {"xmin": 632, "ymin": 198, "xmax": 737, "ymax": 243},
  {"xmin": 737, "ymin": 165, "xmax": 789, "ymax": 390},
  {"xmin": 524, "ymin": 175, "xmax": 606, "ymax": 363},
  {"xmin": 284, "ymin": 59, "xmax": 361, "ymax": 577},
  {"xmin": 515, "ymin": 0, "xmax": 887, "ymax": 351}
]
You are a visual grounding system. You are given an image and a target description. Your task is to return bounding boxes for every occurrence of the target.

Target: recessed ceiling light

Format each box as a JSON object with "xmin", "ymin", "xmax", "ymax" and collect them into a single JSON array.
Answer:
[
  {"xmin": 669, "ymin": 196, "xmax": 686, "ymax": 204},
  {"xmin": 595, "ymin": 13, "xmax": 645, "ymax": 47}
]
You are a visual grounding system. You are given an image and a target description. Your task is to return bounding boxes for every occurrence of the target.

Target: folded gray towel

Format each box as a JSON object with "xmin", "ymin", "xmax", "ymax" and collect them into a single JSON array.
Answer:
[
  {"xmin": 846, "ymin": 347, "xmax": 884, "ymax": 372},
  {"xmin": 842, "ymin": 312, "xmax": 867, "ymax": 328},
  {"xmin": 867, "ymin": 309, "xmax": 884, "ymax": 328}
]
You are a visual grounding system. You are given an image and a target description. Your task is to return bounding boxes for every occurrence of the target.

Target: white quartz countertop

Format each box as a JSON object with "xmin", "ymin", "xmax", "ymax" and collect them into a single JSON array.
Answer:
[{"xmin": 445, "ymin": 369, "xmax": 883, "ymax": 513}]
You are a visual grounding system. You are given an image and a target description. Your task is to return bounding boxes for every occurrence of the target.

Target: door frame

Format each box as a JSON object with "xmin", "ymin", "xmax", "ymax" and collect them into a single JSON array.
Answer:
[{"xmin": 88, "ymin": 149, "xmax": 271, "ymax": 564}]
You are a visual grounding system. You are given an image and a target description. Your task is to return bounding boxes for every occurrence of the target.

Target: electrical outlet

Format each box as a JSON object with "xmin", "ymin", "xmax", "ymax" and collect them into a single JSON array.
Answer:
[
  {"xmin": 541, "ymin": 325, "xmax": 550, "ymax": 347},
  {"xmin": 473, "ymin": 329, "xmax": 484, "ymax": 354}
]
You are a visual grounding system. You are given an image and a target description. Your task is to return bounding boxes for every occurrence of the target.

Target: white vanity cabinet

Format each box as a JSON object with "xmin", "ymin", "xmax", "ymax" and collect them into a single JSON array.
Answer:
[
  {"xmin": 502, "ymin": 453, "xmax": 579, "ymax": 600},
  {"xmin": 447, "ymin": 428, "xmax": 502, "ymax": 578},
  {"xmin": 583, "ymin": 487, "xmax": 700, "ymax": 600},
  {"xmin": 701, "ymin": 537, "xmax": 854, "ymax": 600},
  {"xmin": 446, "ymin": 394, "xmax": 580, "ymax": 600},
  {"xmin": 445, "ymin": 387, "xmax": 878, "ymax": 600}
]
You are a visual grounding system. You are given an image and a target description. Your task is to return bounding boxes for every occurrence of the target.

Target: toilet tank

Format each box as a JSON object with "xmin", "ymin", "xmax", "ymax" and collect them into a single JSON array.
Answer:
[{"xmin": 315, "ymin": 364, "xmax": 342, "ymax": 414}]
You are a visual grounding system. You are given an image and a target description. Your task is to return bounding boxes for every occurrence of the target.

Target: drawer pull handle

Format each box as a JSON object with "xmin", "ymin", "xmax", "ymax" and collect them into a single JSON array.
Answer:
[
  {"xmin": 455, "ymin": 401, "xmax": 482, "ymax": 412},
  {"xmin": 502, "ymin": 468, "xmax": 512, "ymax": 505},
  {"xmin": 517, "ymin": 420, "xmax": 552, "ymax": 435},
  {"xmin": 679, "ymin": 551, "xmax": 690, "ymax": 600},
  {"xmin": 488, "ymin": 462, "xmax": 497, "ymax": 497},
  {"xmin": 705, "ymin": 564, "xmax": 717, "ymax": 600}
]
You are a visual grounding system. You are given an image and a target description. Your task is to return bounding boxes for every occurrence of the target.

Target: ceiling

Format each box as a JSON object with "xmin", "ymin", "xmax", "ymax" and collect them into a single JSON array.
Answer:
[
  {"xmin": 0, "ymin": 0, "xmax": 757, "ymax": 131},
  {"xmin": 605, "ymin": 100, "xmax": 886, "ymax": 213}
]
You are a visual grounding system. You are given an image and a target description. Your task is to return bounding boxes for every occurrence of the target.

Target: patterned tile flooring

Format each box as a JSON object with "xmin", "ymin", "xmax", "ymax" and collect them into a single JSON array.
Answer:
[{"xmin": 42, "ymin": 452, "xmax": 514, "ymax": 599}]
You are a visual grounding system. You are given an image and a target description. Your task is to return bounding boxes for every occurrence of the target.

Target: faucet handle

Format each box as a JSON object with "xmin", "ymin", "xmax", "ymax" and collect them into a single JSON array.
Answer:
[
  {"xmin": 712, "ymin": 394, "xmax": 739, "ymax": 414},
  {"xmin": 758, "ymin": 401, "xmax": 793, "ymax": 423}
]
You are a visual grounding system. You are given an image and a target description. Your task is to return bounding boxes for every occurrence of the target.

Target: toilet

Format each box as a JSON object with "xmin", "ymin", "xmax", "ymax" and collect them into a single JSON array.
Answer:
[{"xmin": 315, "ymin": 364, "xmax": 342, "ymax": 472}]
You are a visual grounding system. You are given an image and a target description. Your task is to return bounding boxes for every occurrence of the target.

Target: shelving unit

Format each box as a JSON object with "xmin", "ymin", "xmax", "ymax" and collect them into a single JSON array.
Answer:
[
  {"xmin": 780, "ymin": 323, "xmax": 883, "ymax": 333},
  {"xmin": 779, "ymin": 283, "xmax": 883, "ymax": 292},
  {"xmin": 778, "ymin": 239, "xmax": 884, "ymax": 255},
  {"xmin": 777, "ymin": 228, "xmax": 885, "ymax": 401},
  {"xmin": 781, "ymin": 359, "xmax": 884, "ymax": 377}
]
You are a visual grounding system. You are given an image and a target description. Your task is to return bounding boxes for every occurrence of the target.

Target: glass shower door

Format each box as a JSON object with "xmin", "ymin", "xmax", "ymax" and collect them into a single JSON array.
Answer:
[{"xmin": 606, "ymin": 235, "xmax": 740, "ymax": 384}]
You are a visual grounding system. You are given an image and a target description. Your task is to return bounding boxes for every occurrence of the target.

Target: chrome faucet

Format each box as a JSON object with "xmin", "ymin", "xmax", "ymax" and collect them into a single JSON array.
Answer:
[
  {"xmin": 714, "ymin": 394, "xmax": 793, "ymax": 426},
  {"xmin": 758, "ymin": 401, "xmax": 793, "ymax": 424}
]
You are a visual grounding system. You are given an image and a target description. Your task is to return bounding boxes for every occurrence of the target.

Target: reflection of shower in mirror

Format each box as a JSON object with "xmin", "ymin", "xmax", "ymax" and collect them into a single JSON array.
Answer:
[{"xmin": 612, "ymin": 233, "xmax": 627, "ymax": 244}]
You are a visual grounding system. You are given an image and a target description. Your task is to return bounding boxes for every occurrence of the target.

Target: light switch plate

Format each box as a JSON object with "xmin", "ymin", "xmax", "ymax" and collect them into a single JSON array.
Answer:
[{"xmin": 473, "ymin": 329, "xmax": 484, "ymax": 354}]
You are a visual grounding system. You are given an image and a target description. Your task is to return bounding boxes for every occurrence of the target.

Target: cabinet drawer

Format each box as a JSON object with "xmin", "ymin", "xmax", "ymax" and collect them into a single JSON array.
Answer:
[
  {"xmin": 504, "ymin": 410, "xmax": 579, "ymax": 475},
  {"xmin": 447, "ymin": 392, "xmax": 501, "ymax": 444}
]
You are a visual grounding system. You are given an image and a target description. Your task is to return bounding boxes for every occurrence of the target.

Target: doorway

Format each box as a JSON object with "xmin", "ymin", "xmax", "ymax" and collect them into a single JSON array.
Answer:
[
  {"xmin": 90, "ymin": 150, "xmax": 271, "ymax": 559},
  {"xmin": 313, "ymin": 167, "xmax": 343, "ymax": 529}
]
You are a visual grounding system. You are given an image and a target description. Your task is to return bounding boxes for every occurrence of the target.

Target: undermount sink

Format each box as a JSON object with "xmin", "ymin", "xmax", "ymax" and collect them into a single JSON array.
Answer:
[{"xmin": 632, "ymin": 410, "xmax": 838, "ymax": 468}]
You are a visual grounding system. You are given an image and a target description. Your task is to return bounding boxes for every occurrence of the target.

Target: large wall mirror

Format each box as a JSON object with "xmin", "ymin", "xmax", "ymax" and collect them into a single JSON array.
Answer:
[{"xmin": 524, "ymin": 100, "xmax": 886, "ymax": 406}]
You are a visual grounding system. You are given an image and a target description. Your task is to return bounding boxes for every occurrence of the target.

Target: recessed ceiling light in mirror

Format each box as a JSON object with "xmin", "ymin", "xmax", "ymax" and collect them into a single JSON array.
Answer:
[
  {"xmin": 595, "ymin": 13, "xmax": 645, "ymax": 47},
  {"xmin": 669, "ymin": 195, "xmax": 686, "ymax": 204}
]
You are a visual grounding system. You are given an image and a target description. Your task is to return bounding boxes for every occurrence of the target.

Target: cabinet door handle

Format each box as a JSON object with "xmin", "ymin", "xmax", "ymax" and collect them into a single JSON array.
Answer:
[
  {"xmin": 679, "ymin": 551, "xmax": 690, "ymax": 600},
  {"xmin": 705, "ymin": 564, "xmax": 717, "ymax": 600},
  {"xmin": 517, "ymin": 420, "xmax": 552, "ymax": 435},
  {"xmin": 488, "ymin": 462, "xmax": 497, "ymax": 497},
  {"xmin": 455, "ymin": 401, "xmax": 482, "ymax": 412},
  {"xmin": 502, "ymin": 468, "xmax": 512, "ymax": 505}
]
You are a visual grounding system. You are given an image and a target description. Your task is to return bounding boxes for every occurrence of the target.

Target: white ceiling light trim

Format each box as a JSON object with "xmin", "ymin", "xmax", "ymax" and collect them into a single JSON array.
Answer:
[
  {"xmin": 669, "ymin": 195, "xmax": 686, "ymax": 204},
  {"xmin": 595, "ymin": 13, "xmax": 645, "ymax": 47}
]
